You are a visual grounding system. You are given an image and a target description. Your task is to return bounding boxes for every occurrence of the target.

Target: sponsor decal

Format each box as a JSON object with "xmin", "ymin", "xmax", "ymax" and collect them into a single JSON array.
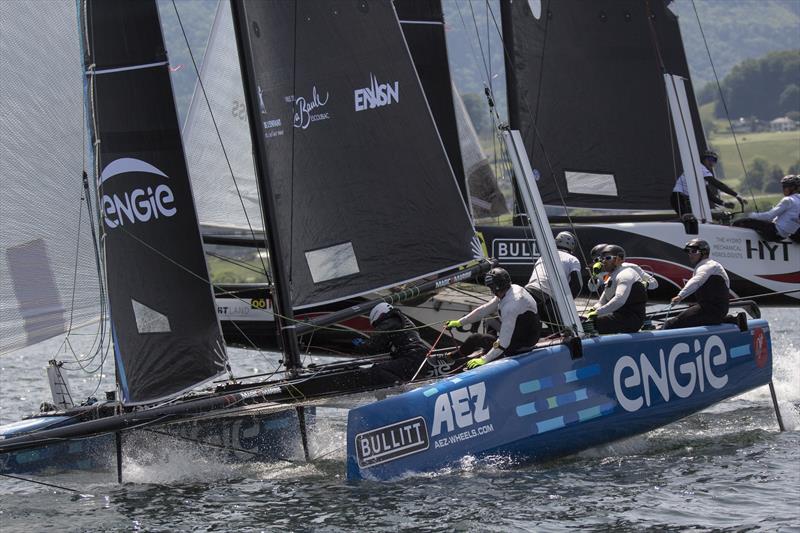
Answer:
[
  {"xmin": 355, "ymin": 417, "xmax": 428, "ymax": 468},
  {"xmin": 614, "ymin": 335, "xmax": 729, "ymax": 412},
  {"xmin": 753, "ymin": 327, "xmax": 768, "ymax": 368},
  {"xmin": 431, "ymin": 382, "xmax": 491, "ymax": 437},
  {"xmin": 99, "ymin": 158, "xmax": 177, "ymax": 229},
  {"xmin": 745, "ymin": 239, "xmax": 791, "ymax": 262},
  {"xmin": 216, "ymin": 298, "xmax": 274, "ymax": 321},
  {"xmin": 257, "ymin": 85, "xmax": 267, "ymax": 115},
  {"xmin": 354, "ymin": 74, "xmax": 399, "ymax": 112},
  {"xmin": 232, "ymin": 99, "xmax": 247, "ymax": 122},
  {"xmin": 435, "ymin": 270, "xmax": 473, "ymax": 289},
  {"xmin": 292, "ymin": 86, "xmax": 330, "ymax": 129},
  {"xmin": 492, "ymin": 238, "xmax": 538, "ymax": 264}
]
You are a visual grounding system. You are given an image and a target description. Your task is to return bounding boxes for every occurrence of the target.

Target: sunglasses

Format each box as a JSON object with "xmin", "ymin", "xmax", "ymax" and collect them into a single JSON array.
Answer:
[
  {"xmin": 601, "ymin": 255, "xmax": 616, "ymax": 262},
  {"xmin": 685, "ymin": 249, "xmax": 702, "ymax": 254}
]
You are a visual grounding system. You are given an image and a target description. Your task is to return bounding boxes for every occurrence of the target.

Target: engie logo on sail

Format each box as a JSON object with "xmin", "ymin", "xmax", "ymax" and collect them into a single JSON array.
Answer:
[
  {"xmin": 354, "ymin": 73, "xmax": 399, "ymax": 112},
  {"xmin": 99, "ymin": 158, "xmax": 177, "ymax": 229}
]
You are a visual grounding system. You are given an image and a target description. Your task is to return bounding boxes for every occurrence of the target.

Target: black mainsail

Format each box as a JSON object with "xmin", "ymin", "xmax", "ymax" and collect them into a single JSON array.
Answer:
[
  {"xmin": 83, "ymin": 0, "xmax": 227, "ymax": 404},
  {"xmin": 501, "ymin": 0, "xmax": 706, "ymax": 211},
  {"xmin": 231, "ymin": 0, "xmax": 481, "ymax": 311}
]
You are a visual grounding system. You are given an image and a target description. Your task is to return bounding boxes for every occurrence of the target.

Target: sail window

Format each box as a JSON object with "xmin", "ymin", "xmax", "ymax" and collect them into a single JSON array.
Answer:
[
  {"xmin": 131, "ymin": 299, "xmax": 171, "ymax": 333},
  {"xmin": 564, "ymin": 171, "xmax": 619, "ymax": 197},
  {"xmin": 305, "ymin": 242, "xmax": 360, "ymax": 283}
]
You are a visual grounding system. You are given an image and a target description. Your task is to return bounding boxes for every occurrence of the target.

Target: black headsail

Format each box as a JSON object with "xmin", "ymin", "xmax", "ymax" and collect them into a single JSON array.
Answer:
[
  {"xmin": 394, "ymin": 0, "xmax": 467, "ymax": 205},
  {"xmin": 82, "ymin": 0, "xmax": 227, "ymax": 404},
  {"xmin": 231, "ymin": 0, "xmax": 481, "ymax": 313},
  {"xmin": 501, "ymin": 0, "xmax": 705, "ymax": 211}
]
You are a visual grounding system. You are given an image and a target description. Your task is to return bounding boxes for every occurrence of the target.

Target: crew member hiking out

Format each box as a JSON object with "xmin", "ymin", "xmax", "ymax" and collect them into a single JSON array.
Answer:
[
  {"xmin": 732, "ymin": 174, "xmax": 800, "ymax": 242},
  {"xmin": 352, "ymin": 302, "xmax": 428, "ymax": 383},
  {"xmin": 663, "ymin": 239, "xmax": 731, "ymax": 330},
  {"xmin": 445, "ymin": 267, "xmax": 540, "ymax": 370},
  {"xmin": 584, "ymin": 245, "xmax": 647, "ymax": 334},
  {"xmin": 671, "ymin": 150, "xmax": 747, "ymax": 216},
  {"xmin": 526, "ymin": 231, "xmax": 581, "ymax": 328},
  {"xmin": 587, "ymin": 243, "xmax": 658, "ymax": 295}
]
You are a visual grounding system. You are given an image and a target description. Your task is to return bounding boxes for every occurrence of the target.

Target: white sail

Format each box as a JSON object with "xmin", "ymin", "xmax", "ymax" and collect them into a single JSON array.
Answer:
[
  {"xmin": 182, "ymin": 0, "xmax": 263, "ymax": 232},
  {"xmin": 452, "ymin": 85, "xmax": 509, "ymax": 218},
  {"xmin": 0, "ymin": 0, "xmax": 101, "ymax": 355}
]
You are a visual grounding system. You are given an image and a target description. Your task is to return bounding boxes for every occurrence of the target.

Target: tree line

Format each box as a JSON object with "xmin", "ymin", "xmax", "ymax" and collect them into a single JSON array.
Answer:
[{"xmin": 698, "ymin": 50, "xmax": 800, "ymax": 122}]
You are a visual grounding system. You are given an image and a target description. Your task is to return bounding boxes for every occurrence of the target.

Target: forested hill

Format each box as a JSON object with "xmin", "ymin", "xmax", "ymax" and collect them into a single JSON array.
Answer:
[{"xmin": 669, "ymin": 0, "xmax": 800, "ymax": 90}]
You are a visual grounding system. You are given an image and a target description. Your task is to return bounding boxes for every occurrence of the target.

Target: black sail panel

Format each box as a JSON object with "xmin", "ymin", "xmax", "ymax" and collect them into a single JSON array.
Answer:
[
  {"xmin": 394, "ymin": 0, "xmax": 467, "ymax": 206},
  {"xmin": 504, "ymin": 0, "xmax": 700, "ymax": 211},
  {"xmin": 235, "ymin": 0, "xmax": 479, "ymax": 309},
  {"xmin": 84, "ymin": 0, "xmax": 227, "ymax": 404}
]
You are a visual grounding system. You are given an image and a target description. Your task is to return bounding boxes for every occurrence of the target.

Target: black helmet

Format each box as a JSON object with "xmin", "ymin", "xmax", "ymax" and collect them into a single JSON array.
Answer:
[
  {"xmin": 780, "ymin": 174, "xmax": 800, "ymax": 189},
  {"xmin": 590, "ymin": 243, "xmax": 608, "ymax": 261},
  {"xmin": 683, "ymin": 238, "xmax": 710, "ymax": 255},
  {"xmin": 485, "ymin": 267, "xmax": 511, "ymax": 294},
  {"xmin": 599, "ymin": 244, "xmax": 625, "ymax": 259},
  {"xmin": 701, "ymin": 150, "xmax": 719, "ymax": 162}
]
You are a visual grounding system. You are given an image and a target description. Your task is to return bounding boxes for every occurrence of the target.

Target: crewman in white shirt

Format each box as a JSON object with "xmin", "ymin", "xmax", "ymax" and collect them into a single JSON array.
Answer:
[
  {"xmin": 664, "ymin": 239, "xmax": 731, "ymax": 329},
  {"xmin": 446, "ymin": 267, "xmax": 540, "ymax": 369},
  {"xmin": 733, "ymin": 174, "xmax": 800, "ymax": 242},
  {"xmin": 584, "ymin": 245, "xmax": 647, "ymax": 334}
]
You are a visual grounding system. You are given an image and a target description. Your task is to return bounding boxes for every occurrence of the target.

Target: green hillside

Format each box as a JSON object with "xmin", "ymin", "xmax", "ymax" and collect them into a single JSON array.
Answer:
[{"xmin": 669, "ymin": 0, "xmax": 800, "ymax": 89}]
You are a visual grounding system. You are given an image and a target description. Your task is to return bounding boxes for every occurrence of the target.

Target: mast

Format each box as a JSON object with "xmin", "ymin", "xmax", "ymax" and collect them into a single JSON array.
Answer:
[{"xmin": 229, "ymin": 0, "xmax": 302, "ymax": 373}]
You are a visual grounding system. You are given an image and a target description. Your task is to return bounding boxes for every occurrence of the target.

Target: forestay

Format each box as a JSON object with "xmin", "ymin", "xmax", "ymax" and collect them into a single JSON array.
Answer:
[
  {"xmin": 0, "ymin": 0, "xmax": 101, "ymax": 355},
  {"xmin": 83, "ymin": 0, "xmax": 227, "ymax": 404},
  {"xmin": 233, "ymin": 0, "xmax": 481, "ymax": 310},
  {"xmin": 501, "ymin": 0, "xmax": 706, "ymax": 211}
]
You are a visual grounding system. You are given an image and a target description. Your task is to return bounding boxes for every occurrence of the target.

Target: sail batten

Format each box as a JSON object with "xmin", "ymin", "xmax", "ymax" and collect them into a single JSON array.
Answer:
[
  {"xmin": 234, "ymin": 0, "xmax": 480, "ymax": 311},
  {"xmin": 83, "ymin": 0, "xmax": 227, "ymax": 404}
]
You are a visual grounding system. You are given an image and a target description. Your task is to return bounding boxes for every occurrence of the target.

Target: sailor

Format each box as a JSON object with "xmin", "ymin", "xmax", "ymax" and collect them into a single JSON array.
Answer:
[
  {"xmin": 353, "ymin": 302, "xmax": 428, "ymax": 383},
  {"xmin": 663, "ymin": 239, "xmax": 731, "ymax": 329},
  {"xmin": 526, "ymin": 231, "xmax": 582, "ymax": 327},
  {"xmin": 587, "ymin": 243, "xmax": 658, "ymax": 294},
  {"xmin": 445, "ymin": 267, "xmax": 540, "ymax": 370},
  {"xmin": 584, "ymin": 245, "xmax": 647, "ymax": 334},
  {"xmin": 671, "ymin": 150, "xmax": 747, "ymax": 215},
  {"xmin": 732, "ymin": 174, "xmax": 800, "ymax": 242}
]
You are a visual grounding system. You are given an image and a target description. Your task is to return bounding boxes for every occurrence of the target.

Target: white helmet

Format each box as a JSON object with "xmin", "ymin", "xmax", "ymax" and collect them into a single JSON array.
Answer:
[
  {"xmin": 369, "ymin": 302, "xmax": 394, "ymax": 326},
  {"xmin": 555, "ymin": 231, "xmax": 577, "ymax": 253}
]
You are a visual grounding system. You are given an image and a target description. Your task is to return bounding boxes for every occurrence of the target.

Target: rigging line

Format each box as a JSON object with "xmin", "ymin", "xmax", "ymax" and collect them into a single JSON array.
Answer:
[
  {"xmin": 485, "ymin": 3, "xmax": 590, "ymax": 266},
  {"xmin": 642, "ymin": 0, "xmax": 683, "ymax": 215},
  {"xmin": 169, "ymin": 1, "xmax": 271, "ymax": 283},
  {"xmin": 690, "ymin": 0, "xmax": 758, "ymax": 210},
  {"xmin": 454, "ymin": 1, "xmax": 492, "ymax": 90},
  {"xmin": 226, "ymin": 319, "xmax": 280, "ymax": 370},
  {"xmin": 205, "ymin": 250, "xmax": 269, "ymax": 277},
  {"xmin": 468, "ymin": 1, "xmax": 493, "ymax": 86},
  {"xmin": 0, "ymin": 472, "xmax": 89, "ymax": 495}
]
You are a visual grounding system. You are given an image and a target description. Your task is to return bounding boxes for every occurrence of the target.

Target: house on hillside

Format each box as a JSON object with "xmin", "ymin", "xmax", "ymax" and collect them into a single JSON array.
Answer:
[{"xmin": 770, "ymin": 116, "xmax": 798, "ymax": 132}]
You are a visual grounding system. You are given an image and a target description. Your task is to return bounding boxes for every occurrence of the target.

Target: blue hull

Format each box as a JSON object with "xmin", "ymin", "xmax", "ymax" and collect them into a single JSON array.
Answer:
[
  {"xmin": 0, "ymin": 408, "xmax": 312, "ymax": 475},
  {"xmin": 346, "ymin": 321, "xmax": 773, "ymax": 480}
]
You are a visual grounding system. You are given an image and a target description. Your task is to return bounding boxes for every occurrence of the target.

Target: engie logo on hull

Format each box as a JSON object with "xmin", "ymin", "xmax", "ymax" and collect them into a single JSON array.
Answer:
[
  {"xmin": 99, "ymin": 158, "xmax": 177, "ymax": 229},
  {"xmin": 355, "ymin": 416, "xmax": 428, "ymax": 468}
]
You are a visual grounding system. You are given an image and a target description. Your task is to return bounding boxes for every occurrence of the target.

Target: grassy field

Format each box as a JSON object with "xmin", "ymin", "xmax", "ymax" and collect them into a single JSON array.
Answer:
[{"xmin": 699, "ymin": 102, "xmax": 800, "ymax": 190}]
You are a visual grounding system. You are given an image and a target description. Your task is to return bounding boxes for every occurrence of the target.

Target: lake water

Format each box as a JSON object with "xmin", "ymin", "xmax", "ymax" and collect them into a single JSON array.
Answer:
[{"xmin": 0, "ymin": 308, "xmax": 798, "ymax": 532}]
